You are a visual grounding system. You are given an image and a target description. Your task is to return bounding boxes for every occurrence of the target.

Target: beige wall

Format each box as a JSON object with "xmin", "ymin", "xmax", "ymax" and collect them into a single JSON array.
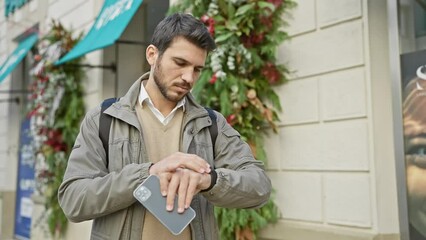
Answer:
[{"xmin": 261, "ymin": 0, "xmax": 400, "ymax": 239}]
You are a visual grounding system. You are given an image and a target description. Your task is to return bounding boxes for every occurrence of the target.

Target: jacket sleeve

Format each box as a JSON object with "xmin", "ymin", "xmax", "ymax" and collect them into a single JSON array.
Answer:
[
  {"xmin": 57, "ymin": 107, "xmax": 151, "ymax": 222},
  {"xmin": 201, "ymin": 112, "xmax": 272, "ymax": 209}
]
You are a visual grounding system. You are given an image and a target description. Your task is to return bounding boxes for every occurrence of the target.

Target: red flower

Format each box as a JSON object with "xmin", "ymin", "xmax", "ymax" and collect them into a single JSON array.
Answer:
[
  {"xmin": 200, "ymin": 15, "xmax": 210, "ymax": 24},
  {"xmin": 34, "ymin": 55, "xmax": 42, "ymax": 61},
  {"xmin": 38, "ymin": 170, "xmax": 54, "ymax": 178},
  {"xmin": 54, "ymin": 143, "xmax": 67, "ymax": 152},
  {"xmin": 27, "ymin": 105, "xmax": 41, "ymax": 117},
  {"xmin": 241, "ymin": 32, "xmax": 265, "ymax": 48},
  {"xmin": 261, "ymin": 62, "xmax": 281, "ymax": 84},
  {"xmin": 253, "ymin": 33, "xmax": 264, "ymax": 44},
  {"xmin": 200, "ymin": 15, "xmax": 215, "ymax": 36},
  {"xmin": 208, "ymin": 18, "xmax": 215, "ymax": 25},
  {"xmin": 39, "ymin": 76, "xmax": 49, "ymax": 83},
  {"xmin": 47, "ymin": 129, "xmax": 62, "ymax": 140},
  {"xmin": 260, "ymin": 16, "xmax": 273, "ymax": 29},
  {"xmin": 226, "ymin": 114, "xmax": 236, "ymax": 125},
  {"xmin": 208, "ymin": 25, "xmax": 215, "ymax": 36},
  {"xmin": 44, "ymin": 129, "xmax": 67, "ymax": 152},
  {"xmin": 29, "ymin": 93, "xmax": 37, "ymax": 100},
  {"xmin": 209, "ymin": 74, "xmax": 217, "ymax": 84},
  {"xmin": 38, "ymin": 127, "xmax": 48, "ymax": 135}
]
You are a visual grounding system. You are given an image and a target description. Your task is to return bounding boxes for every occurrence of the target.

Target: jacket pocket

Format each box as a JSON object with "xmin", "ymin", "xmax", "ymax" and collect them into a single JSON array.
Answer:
[
  {"xmin": 109, "ymin": 140, "xmax": 139, "ymax": 172},
  {"xmin": 91, "ymin": 208, "xmax": 128, "ymax": 240},
  {"xmin": 109, "ymin": 141, "xmax": 124, "ymax": 172},
  {"xmin": 223, "ymin": 127, "xmax": 240, "ymax": 138},
  {"xmin": 190, "ymin": 134, "xmax": 213, "ymax": 164}
]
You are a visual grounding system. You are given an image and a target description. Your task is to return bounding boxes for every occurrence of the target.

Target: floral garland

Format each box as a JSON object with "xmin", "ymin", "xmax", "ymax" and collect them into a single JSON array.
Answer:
[
  {"xmin": 170, "ymin": 0, "xmax": 295, "ymax": 239},
  {"xmin": 27, "ymin": 21, "xmax": 85, "ymax": 237}
]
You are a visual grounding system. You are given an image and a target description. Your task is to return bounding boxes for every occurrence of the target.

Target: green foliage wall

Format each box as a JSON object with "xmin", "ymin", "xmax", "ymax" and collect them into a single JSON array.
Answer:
[
  {"xmin": 27, "ymin": 21, "xmax": 85, "ymax": 237},
  {"xmin": 170, "ymin": 0, "xmax": 295, "ymax": 239}
]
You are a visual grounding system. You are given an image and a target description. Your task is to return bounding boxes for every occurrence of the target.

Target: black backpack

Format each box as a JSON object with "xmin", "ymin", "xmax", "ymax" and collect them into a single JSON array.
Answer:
[{"xmin": 99, "ymin": 98, "xmax": 218, "ymax": 168}]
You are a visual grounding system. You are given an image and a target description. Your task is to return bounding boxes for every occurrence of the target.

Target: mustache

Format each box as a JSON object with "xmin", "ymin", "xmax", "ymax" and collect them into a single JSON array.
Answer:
[{"xmin": 174, "ymin": 82, "xmax": 191, "ymax": 90}]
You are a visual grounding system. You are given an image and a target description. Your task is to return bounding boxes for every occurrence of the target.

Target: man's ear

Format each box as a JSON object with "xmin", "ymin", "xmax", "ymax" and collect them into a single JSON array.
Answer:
[{"xmin": 146, "ymin": 45, "xmax": 158, "ymax": 66}]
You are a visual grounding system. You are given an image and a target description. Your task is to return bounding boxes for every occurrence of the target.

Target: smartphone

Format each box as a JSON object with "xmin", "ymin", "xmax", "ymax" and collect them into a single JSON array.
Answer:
[{"xmin": 133, "ymin": 175, "xmax": 196, "ymax": 235}]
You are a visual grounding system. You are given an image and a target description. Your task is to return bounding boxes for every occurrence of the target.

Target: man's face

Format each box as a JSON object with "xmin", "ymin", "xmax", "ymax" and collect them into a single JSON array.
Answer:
[{"xmin": 147, "ymin": 37, "xmax": 207, "ymax": 103}]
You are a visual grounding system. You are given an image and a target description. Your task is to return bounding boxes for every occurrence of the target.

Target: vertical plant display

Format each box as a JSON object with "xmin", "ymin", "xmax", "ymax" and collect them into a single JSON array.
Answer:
[
  {"xmin": 170, "ymin": 0, "xmax": 295, "ymax": 239},
  {"xmin": 27, "ymin": 21, "xmax": 85, "ymax": 237}
]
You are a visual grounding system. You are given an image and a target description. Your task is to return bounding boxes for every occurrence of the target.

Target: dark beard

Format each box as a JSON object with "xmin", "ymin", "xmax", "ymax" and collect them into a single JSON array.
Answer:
[
  {"xmin": 153, "ymin": 60, "xmax": 189, "ymax": 102},
  {"xmin": 153, "ymin": 61, "xmax": 176, "ymax": 102}
]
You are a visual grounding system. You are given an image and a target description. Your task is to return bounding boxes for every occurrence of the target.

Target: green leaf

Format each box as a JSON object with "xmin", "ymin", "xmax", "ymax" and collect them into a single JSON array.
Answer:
[
  {"xmin": 193, "ymin": 69, "xmax": 211, "ymax": 98},
  {"xmin": 217, "ymin": 0, "xmax": 228, "ymax": 16},
  {"xmin": 215, "ymin": 32, "xmax": 234, "ymax": 43},
  {"xmin": 258, "ymin": 1, "xmax": 276, "ymax": 12},
  {"xmin": 235, "ymin": 3, "xmax": 255, "ymax": 16},
  {"xmin": 228, "ymin": 1, "xmax": 236, "ymax": 17},
  {"xmin": 225, "ymin": 20, "xmax": 238, "ymax": 31},
  {"xmin": 268, "ymin": 91, "xmax": 282, "ymax": 111},
  {"xmin": 219, "ymin": 90, "xmax": 231, "ymax": 116},
  {"xmin": 215, "ymin": 25, "xmax": 226, "ymax": 31}
]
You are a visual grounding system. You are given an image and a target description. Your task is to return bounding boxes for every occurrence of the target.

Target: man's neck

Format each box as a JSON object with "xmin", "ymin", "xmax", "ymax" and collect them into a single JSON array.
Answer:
[{"xmin": 144, "ymin": 80, "xmax": 177, "ymax": 116}]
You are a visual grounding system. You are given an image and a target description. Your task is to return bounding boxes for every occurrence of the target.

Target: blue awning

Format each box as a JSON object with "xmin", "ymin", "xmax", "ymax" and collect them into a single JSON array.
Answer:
[
  {"xmin": 5, "ymin": 0, "xmax": 30, "ymax": 17},
  {"xmin": 0, "ymin": 33, "xmax": 38, "ymax": 83},
  {"xmin": 55, "ymin": 0, "xmax": 144, "ymax": 65}
]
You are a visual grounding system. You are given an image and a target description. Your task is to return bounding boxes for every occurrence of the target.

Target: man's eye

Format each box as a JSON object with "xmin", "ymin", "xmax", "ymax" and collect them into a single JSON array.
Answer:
[
  {"xmin": 175, "ymin": 61, "xmax": 185, "ymax": 66},
  {"xmin": 417, "ymin": 147, "xmax": 426, "ymax": 156},
  {"xmin": 407, "ymin": 145, "xmax": 426, "ymax": 155}
]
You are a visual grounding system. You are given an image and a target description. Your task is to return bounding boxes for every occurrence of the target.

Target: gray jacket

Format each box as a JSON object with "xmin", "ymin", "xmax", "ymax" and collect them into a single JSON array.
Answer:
[{"xmin": 58, "ymin": 74, "xmax": 272, "ymax": 240}]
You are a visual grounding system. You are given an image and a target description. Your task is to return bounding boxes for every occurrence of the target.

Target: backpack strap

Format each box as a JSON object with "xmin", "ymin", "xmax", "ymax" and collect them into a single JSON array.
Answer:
[
  {"xmin": 99, "ymin": 98, "xmax": 117, "ymax": 169},
  {"xmin": 205, "ymin": 108, "xmax": 218, "ymax": 151}
]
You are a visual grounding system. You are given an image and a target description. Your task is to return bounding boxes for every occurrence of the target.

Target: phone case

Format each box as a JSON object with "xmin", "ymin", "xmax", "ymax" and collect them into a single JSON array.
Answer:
[{"xmin": 133, "ymin": 175, "xmax": 196, "ymax": 235}]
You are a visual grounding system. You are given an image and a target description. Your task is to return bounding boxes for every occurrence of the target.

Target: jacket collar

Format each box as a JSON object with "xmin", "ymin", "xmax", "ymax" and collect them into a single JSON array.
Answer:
[
  {"xmin": 103, "ymin": 73, "xmax": 148, "ymax": 131},
  {"xmin": 184, "ymin": 93, "xmax": 209, "ymax": 122},
  {"xmin": 104, "ymin": 72, "xmax": 212, "ymax": 132},
  {"xmin": 120, "ymin": 72, "xmax": 150, "ymax": 110}
]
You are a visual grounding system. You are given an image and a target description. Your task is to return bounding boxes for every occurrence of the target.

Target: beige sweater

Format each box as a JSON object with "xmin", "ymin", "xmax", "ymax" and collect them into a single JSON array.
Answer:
[{"xmin": 135, "ymin": 102, "xmax": 191, "ymax": 240}]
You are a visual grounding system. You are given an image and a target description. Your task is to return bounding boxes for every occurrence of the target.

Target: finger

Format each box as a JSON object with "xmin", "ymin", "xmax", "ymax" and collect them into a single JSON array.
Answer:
[
  {"xmin": 185, "ymin": 174, "xmax": 199, "ymax": 209},
  {"xmin": 171, "ymin": 153, "xmax": 211, "ymax": 173},
  {"xmin": 158, "ymin": 173, "xmax": 171, "ymax": 197},
  {"xmin": 177, "ymin": 170, "xmax": 189, "ymax": 213},
  {"xmin": 188, "ymin": 154, "xmax": 211, "ymax": 173},
  {"xmin": 154, "ymin": 153, "xmax": 211, "ymax": 174},
  {"xmin": 166, "ymin": 174, "xmax": 180, "ymax": 212}
]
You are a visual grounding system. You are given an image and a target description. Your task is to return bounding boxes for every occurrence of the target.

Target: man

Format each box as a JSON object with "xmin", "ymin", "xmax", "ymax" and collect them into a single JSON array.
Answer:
[
  {"xmin": 58, "ymin": 13, "xmax": 271, "ymax": 240},
  {"xmin": 403, "ymin": 77, "xmax": 426, "ymax": 239}
]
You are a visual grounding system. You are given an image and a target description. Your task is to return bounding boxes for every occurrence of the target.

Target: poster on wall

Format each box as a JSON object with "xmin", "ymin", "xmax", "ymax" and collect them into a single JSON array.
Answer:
[
  {"xmin": 14, "ymin": 118, "xmax": 35, "ymax": 240},
  {"xmin": 401, "ymin": 49, "xmax": 426, "ymax": 240}
]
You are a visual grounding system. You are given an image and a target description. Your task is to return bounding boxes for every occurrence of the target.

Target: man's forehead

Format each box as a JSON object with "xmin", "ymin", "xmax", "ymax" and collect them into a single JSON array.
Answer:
[{"xmin": 162, "ymin": 38, "xmax": 207, "ymax": 65}]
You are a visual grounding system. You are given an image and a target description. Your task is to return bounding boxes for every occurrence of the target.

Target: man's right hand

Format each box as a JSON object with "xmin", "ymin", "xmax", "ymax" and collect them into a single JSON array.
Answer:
[
  {"xmin": 148, "ymin": 152, "xmax": 211, "ymax": 213},
  {"xmin": 149, "ymin": 152, "xmax": 211, "ymax": 176}
]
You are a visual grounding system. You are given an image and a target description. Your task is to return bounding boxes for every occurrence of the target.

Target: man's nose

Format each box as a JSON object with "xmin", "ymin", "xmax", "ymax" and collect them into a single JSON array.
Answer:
[{"xmin": 181, "ymin": 69, "xmax": 195, "ymax": 84}]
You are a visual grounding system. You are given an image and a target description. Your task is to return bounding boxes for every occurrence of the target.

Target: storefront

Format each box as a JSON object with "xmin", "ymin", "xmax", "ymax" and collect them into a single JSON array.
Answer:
[
  {"xmin": 0, "ymin": 0, "xmax": 169, "ymax": 239},
  {"xmin": 390, "ymin": 0, "xmax": 426, "ymax": 239}
]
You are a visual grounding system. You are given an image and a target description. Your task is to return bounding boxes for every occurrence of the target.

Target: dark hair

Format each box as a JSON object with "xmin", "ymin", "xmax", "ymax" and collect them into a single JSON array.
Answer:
[{"xmin": 151, "ymin": 13, "xmax": 216, "ymax": 56}]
